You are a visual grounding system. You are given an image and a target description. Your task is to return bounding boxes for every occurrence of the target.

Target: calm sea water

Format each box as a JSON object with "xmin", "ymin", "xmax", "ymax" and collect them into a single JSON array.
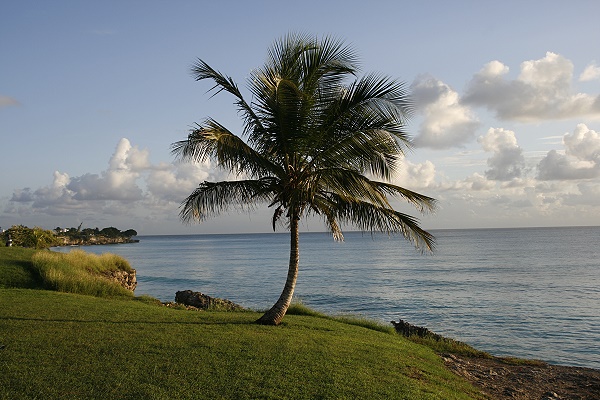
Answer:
[{"xmin": 55, "ymin": 226, "xmax": 600, "ymax": 369}]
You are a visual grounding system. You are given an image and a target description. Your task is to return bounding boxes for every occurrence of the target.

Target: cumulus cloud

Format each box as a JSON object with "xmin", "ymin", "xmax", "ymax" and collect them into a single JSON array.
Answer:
[
  {"xmin": 66, "ymin": 138, "xmax": 146, "ymax": 201},
  {"xmin": 11, "ymin": 171, "xmax": 91, "ymax": 216},
  {"xmin": 463, "ymin": 52, "xmax": 600, "ymax": 121},
  {"xmin": 410, "ymin": 75, "xmax": 480, "ymax": 149},
  {"xmin": 441, "ymin": 173, "xmax": 496, "ymax": 192},
  {"xmin": 392, "ymin": 158, "xmax": 437, "ymax": 189},
  {"xmin": 10, "ymin": 188, "xmax": 35, "ymax": 202},
  {"xmin": 563, "ymin": 182, "xmax": 600, "ymax": 206},
  {"xmin": 580, "ymin": 62, "xmax": 600, "ymax": 82},
  {"xmin": 478, "ymin": 128, "xmax": 526, "ymax": 181},
  {"xmin": 563, "ymin": 123, "xmax": 600, "ymax": 162},
  {"xmin": 147, "ymin": 161, "xmax": 216, "ymax": 202},
  {"xmin": 7, "ymin": 138, "xmax": 219, "ymax": 221},
  {"xmin": 537, "ymin": 124, "xmax": 600, "ymax": 180}
]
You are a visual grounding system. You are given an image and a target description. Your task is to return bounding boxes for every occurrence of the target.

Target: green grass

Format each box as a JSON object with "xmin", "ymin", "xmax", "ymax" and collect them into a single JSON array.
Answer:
[
  {"xmin": 402, "ymin": 335, "xmax": 490, "ymax": 358},
  {"xmin": 0, "ymin": 246, "xmax": 486, "ymax": 399},
  {"xmin": 0, "ymin": 289, "xmax": 483, "ymax": 400},
  {"xmin": 33, "ymin": 249, "xmax": 134, "ymax": 297},
  {"xmin": 0, "ymin": 247, "xmax": 43, "ymax": 289},
  {"xmin": 1, "ymin": 247, "xmax": 133, "ymax": 298},
  {"xmin": 288, "ymin": 301, "xmax": 396, "ymax": 335}
]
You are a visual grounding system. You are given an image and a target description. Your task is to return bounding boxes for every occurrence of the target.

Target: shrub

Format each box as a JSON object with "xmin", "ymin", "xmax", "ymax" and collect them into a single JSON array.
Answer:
[{"xmin": 1, "ymin": 226, "xmax": 59, "ymax": 249}]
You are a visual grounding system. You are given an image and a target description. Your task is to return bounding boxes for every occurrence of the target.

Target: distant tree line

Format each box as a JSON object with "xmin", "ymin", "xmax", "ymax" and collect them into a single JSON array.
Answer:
[
  {"xmin": 54, "ymin": 225, "xmax": 137, "ymax": 239},
  {"xmin": 1, "ymin": 226, "xmax": 59, "ymax": 249},
  {"xmin": 1, "ymin": 225, "xmax": 138, "ymax": 249}
]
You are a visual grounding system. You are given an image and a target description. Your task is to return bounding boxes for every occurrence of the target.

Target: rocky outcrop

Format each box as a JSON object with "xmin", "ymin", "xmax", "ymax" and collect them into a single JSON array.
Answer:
[
  {"xmin": 443, "ymin": 353, "xmax": 600, "ymax": 400},
  {"xmin": 391, "ymin": 319, "xmax": 444, "ymax": 340},
  {"xmin": 175, "ymin": 290, "xmax": 244, "ymax": 311},
  {"xmin": 102, "ymin": 269, "xmax": 137, "ymax": 292}
]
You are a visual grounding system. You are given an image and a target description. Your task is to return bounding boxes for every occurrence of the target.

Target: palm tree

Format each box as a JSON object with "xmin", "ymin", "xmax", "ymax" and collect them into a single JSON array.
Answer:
[{"xmin": 172, "ymin": 33, "xmax": 436, "ymax": 325}]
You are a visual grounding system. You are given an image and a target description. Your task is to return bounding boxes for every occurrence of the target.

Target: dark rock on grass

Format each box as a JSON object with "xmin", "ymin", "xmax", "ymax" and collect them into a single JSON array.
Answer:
[
  {"xmin": 175, "ymin": 290, "xmax": 245, "ymax": 311},
  {"xmin": 391, "ymin": 319, "xmax": 444, "ymax": 340}
]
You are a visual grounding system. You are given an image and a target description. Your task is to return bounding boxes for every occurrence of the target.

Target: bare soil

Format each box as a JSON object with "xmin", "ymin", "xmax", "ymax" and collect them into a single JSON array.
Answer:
[{"xmin": 442, "ymin": 353, "xmax": 600, "ymax": 400}]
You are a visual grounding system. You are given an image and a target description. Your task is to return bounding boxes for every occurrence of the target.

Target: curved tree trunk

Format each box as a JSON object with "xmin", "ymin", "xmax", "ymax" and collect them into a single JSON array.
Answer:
[{"xmin": 256, "ymin": 216, "xmax": 300, "ymax": 325}]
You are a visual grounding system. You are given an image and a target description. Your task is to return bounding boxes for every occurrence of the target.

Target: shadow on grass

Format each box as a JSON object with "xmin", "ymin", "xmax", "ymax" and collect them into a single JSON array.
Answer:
[{"xmin": 0, "ymin": 260, "xmax": 44, "ymax": 289}]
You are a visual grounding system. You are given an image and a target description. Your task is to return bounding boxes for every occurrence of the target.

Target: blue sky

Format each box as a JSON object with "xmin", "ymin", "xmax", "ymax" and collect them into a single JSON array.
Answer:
[{"xmin": 2, "ymin": 1, "xmax": 600, "ymax": 234}]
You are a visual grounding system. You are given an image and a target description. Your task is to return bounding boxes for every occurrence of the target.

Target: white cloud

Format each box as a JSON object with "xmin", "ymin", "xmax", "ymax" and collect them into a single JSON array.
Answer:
[
  {"xmin": 562, "ymin": 182, "xmax": 600, "ymax": 206},
  {"xmin": 109, "ymin": 138, "xmax": 151, "ymax": 172},
  {"xmin": 147, "ymin": 161, "xmax": 215, "ymax": 202},
  {"xmin": 67, "ymin": 139, "xmax": 145, "ymax": 201},
  {"xmin": 5, "ymin": 138, "xmax": 226, "ymax": 226},
  {"xmin": 580, "ymin": 62, "xmax": 600, "ymax": 82},
  {"xmin": 410, "ymin": 75, "xmax": 480, "ymax": 149},
  {"xmin": 478, "ymin": 128, "xmax": 526, "ymax": 181},
  {"xmin": 10, "ymin": 188, "xmax": 34, "ymax": 202},
  {"xmin": 463, "ymin": 52, "xmax": 600, "ymax": 121},
  {"xmin": 537, "ymin": 124, "xmax": 600, "ymax": 180},
  {"xmin": 563, "ymin": 123, "xmax": 600, "ymax": 162},
  {"xmin": 12, "ymin": 171, "xmax": 89, "ymax": 216},
  {"xmin": 441, "ymin": 173, "xmax": 496, "ymax": 192},
  {"xmin": 537, "ymin": 150, "xmax": 586, "ymax": 180},
  {"xmin": 392, "ymin": 158, "xmax": 437, "ymax": 189}
]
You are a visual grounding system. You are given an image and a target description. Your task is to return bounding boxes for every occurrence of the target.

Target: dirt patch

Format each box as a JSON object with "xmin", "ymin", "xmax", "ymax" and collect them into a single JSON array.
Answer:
[{"xmin": 442, "ymin": 353, "xmax": 600, "ymax": 399}]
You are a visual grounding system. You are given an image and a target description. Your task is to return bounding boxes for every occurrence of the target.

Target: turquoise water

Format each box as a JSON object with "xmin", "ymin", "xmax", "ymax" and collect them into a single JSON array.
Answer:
[{"xmin": 55, "ymin": 226, "xmax": 600, "ymax": 369}]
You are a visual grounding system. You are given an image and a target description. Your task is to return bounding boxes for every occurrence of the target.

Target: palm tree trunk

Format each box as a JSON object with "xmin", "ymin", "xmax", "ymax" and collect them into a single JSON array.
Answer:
[{"xmin": 256, "ymin": 216, "xmax": 300, "ymax": 325}]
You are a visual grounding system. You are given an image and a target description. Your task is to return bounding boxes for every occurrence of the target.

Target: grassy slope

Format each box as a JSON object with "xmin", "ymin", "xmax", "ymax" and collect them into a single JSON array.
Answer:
[
  {"xmin": 0, "ymin": 247, "xmax": 43, "ymax": 289},
  {"xmin": 0, "ymin": 248, "xmax": 483, "ymax": 399}
]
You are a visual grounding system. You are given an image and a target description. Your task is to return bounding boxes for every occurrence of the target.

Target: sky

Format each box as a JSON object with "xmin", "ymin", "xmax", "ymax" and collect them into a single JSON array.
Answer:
[{"xmin": 2, "ymin": 1, "xmax": 600, "ymax": 235}]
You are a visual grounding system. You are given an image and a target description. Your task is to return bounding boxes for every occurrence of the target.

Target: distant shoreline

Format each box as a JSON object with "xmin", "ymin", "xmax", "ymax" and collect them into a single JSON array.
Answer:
[{"xmin": 53, "ymin": 237, "xmax": 139, "ymax": 247}]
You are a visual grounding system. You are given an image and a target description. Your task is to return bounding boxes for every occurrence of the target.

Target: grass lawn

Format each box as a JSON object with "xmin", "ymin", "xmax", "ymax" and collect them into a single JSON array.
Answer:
[
  {"xmin": 0, "ymin": 247, "xmax": 42, "ymax": 289},
  {"xmin": 0, "ymin": 247, "xmax": 484, "ymax": 399}
]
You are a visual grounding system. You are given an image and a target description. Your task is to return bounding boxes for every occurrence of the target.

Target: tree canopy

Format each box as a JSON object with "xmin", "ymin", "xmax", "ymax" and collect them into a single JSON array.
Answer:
[{"xmin": 173, "ymin": 33, "xmax": 436, "ymax": 325}]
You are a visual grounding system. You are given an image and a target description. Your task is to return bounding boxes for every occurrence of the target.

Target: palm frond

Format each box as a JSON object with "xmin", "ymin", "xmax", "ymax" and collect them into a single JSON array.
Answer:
[
  {"xmin": 179, "ymin": 179, "xmax": 276, "ymax": 223},
  {"xmin": 176, "ymin": 33, "xmax": 436, "ymax": 253},
  {"xmin": 370, "ymin": 181, "xmax": 437, "ymax": 213},
  {"xmin": 171, "ymin": 120, "xmax": 280, "ymax": 178},
  {"xmin": 314, "ymin": 168, "xmax": 393, "ymax": 209},
  {"xmin": 324, "ymin": 195, "xmax": 436, "ymax": 252},
  {"xmin": 305, "ymin": 75, "xmax": 413, "ymax": 180},
  {"xmin": 309, "ymin": 202, "xmax": 344, "ymax": 241},
  {"xmin": 191, "ymin": 59, "xmax": 267, "ymax": 139}
]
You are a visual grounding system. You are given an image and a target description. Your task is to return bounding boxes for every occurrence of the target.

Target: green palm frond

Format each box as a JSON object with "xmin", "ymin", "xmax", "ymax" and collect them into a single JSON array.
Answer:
[
  {"xmin": 179, "ymin": 179, "xmax": 277, "ymax": 223},
  {"xmin": 175, "ymin": 33, "xmax": 436, "ymax": 252},
  {"xmin": 314, "ymin": 168, "xmax": 393, "ymax": 209},
  {"xmin": 322, "ymin": 195, "xmax": 436, "ymax": 252},
  {"xmin": 171, "ymin": 120, "xmax": 279, "ymax": 178},
  {"xmin": 370, "ymin": 181, "xmax": 437, "ymax": 214},
  {"xmin": 191, "ymin": 59, "xmax": 267, "ymax": 139}
]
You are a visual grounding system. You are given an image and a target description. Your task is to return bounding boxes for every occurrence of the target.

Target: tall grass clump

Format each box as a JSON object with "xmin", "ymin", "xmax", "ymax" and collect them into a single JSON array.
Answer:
[{"xmin": 31, "ymin": 250, "xmax": 133, "ymax": 297}]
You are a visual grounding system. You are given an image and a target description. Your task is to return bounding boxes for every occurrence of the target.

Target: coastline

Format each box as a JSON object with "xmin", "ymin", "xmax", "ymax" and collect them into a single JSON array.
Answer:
[
  {"xmin": 63, "ymin": 229, "xmax": 600, "ymax": 370},
  {"xmin": 443, "ymin": 354, "xmax": 600, "ymax": 400},
  {"xmin": 53, "ymin": 237, "xmax": 139, "ymax": 246},
  {"xmin": 1, "ymin": 243, "xmax": 599, "ymax": 399}
]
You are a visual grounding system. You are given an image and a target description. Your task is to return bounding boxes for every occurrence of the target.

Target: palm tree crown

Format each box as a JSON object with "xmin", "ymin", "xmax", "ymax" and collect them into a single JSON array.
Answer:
[{"xmin": 172, "ymin": 33, "xmax": 436, "ymax": 325}]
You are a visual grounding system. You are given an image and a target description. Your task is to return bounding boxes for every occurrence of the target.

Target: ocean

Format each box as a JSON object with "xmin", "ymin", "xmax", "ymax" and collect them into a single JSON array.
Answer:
[{"xmin": 54, "ymin": 226, "xmax": 600, "ymax": 369}]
